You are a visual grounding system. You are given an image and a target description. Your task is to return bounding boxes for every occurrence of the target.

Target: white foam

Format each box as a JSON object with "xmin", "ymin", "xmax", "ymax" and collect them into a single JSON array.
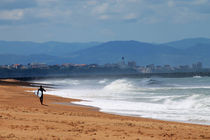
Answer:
[
  {"xmin": 72, "ymin": 95, "xmax": 210, "ymax": 125},
  {"xmin": 37, "ymin": 77, "xmax": 210, "ymax": 125},
  {"xmin": 193, "ymin": 76, "xmax": 202, "ymax": 78},
  {"xmin": 98, "ymin": 79, "xmax": 108, "ymax": 84},
  {"xmin": 104, "ymin": 79, "xmax": 135, "ymax": 91}
]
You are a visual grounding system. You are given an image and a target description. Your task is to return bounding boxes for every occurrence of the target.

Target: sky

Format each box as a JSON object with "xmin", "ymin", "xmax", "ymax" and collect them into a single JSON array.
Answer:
[{"xmin": 0, "ymin": 0, "xmax": 210, "ymax": 43}]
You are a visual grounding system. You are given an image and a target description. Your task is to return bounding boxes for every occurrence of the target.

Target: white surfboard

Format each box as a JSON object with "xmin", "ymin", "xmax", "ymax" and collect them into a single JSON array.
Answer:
[{"xmin": 34, "ymin": 90, "xmax": 42, "ymax": 98}]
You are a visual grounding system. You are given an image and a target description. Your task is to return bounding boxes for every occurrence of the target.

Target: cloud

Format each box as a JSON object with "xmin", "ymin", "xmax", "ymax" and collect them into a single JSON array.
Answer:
[
  {"xmin": 92, "ymin": 3, "xmax": 109, "ymax": 14},
  {"xmin": 0, "ymin": 0, "xmax": 37, "ymax": 10},
  {"xmin": 35, "ymin": 8, "xmax": 72, "ymax": 19},
  {"xmin": 86, "ymin": 0, "xmax": 97, "ymax": 6},
  {"xmin": 192, "ymin": 0, "xmax": 209, "ymax": 5},
  {"xmin": 0, "ymin": 0, "xmax": 210, "ymax": 29},
  {"xmin": 124, "ymin": 13, "xmax": 137, "ymax": 20},
  {"xmin": 167, "ymin": 0, "xmax": 175, "ymax": 7},
  {"xmin": 0, "ymin": 9, "xmax": 24, "ymax": 20},
  {"xmin": 137, "ymin": 0, "xmax": 210, "ymax": 23},
  {"xmin": 99, "ymin": 15, "xmax": 110, "ymax": 20},
  {"xmin": 0, "ymin": 0, "xmax": 209, "ymax": 43},
  {"xmin": 123, "ymin": 13, "xmax": 139, "ymax": 22}
]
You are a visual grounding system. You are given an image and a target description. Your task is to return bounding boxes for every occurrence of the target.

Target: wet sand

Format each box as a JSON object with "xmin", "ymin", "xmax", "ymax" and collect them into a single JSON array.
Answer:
[{"xmin": 0, "ymin": 79, "xmax": 210, "ymax": 140}]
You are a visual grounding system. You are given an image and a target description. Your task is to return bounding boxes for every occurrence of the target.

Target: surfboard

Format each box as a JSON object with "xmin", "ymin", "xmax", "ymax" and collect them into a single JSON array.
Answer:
[{"xmin": 34, "ymin": 90, "xmax": 42, "ymax": 98}]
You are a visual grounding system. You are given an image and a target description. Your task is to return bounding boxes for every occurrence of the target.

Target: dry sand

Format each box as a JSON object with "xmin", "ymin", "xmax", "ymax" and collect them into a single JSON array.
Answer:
[{"xmin": 0, "ymin": 79, "xmax": 210, "ymax": 140}]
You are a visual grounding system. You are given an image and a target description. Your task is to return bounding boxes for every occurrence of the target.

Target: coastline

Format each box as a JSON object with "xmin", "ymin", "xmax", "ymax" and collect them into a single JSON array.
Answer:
[
  {"xmin": 72, "ymin": 101, "xmax": 210, "ymax": 126},
  {"xmin": 0, "ymin": 79, "xmax": 210, "ymax": 139}
]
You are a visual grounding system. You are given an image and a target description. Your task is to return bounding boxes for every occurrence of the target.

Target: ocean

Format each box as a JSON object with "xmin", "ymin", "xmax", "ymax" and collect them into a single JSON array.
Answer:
[{"xmin": 35, "ymin": 76, "xmax": 210, "ymax": 125}]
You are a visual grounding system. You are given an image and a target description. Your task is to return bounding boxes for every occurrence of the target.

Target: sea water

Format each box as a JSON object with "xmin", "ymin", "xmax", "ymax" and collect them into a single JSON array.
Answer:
[{"xmin": 35, "ymin": 76, "xmax": 210, "ymax": 125}]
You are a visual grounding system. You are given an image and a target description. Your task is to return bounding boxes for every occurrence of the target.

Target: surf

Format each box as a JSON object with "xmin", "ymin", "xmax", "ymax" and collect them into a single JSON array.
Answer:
[{"xmin": 34, "ymin": 77, "xmax": 210, "ymax": 125}]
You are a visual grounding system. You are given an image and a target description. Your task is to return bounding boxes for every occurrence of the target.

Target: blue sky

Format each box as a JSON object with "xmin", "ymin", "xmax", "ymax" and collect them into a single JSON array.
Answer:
[{"xmin": 0, "ymin": 0, "xmax": 210, "ymax": 43}]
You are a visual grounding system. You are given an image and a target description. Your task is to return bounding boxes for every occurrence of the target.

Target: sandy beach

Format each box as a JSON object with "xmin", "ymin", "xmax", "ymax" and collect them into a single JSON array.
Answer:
[{"xmin": 0, "ymin": 79, "xmax": 210, "ymax": 140}]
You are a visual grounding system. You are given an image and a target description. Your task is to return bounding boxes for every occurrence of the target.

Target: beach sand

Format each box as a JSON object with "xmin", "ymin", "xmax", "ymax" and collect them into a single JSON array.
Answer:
[{"xmin": 0, "ymin": 79, "xmax": 210, "ymax": 140}]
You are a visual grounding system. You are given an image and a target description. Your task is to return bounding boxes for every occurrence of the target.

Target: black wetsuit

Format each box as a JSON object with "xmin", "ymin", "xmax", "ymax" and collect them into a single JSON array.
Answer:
[{"xmin": 38, "ymin": 86, "xmax": 46, "ymax": 105}]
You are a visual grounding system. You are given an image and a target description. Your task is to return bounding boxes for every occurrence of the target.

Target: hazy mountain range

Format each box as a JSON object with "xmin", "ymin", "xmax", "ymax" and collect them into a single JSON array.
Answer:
[{"xmin": 0, "ymin": 37, "xmax": 210, "ymax": 67}]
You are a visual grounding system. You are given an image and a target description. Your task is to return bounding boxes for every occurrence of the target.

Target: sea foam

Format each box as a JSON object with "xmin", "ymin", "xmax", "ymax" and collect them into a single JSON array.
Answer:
[{"xmin": 35, "ymin": 77, "xmax": 210, "ymax": 125}]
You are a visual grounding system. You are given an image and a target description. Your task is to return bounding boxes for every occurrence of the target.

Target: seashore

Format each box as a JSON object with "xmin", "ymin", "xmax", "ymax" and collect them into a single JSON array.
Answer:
[{"xmin": 0, "ymin": 79, "xmax": 210, "ymax": 140}]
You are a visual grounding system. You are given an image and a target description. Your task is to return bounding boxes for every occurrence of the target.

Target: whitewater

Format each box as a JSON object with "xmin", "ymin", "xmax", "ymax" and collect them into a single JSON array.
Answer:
[{"xmin": 35, "ymin": 76, "xmax": 210, "ymax": 125}]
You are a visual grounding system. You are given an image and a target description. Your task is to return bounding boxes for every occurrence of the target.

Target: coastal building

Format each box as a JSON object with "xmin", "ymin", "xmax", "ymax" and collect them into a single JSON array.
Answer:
[
  {"xmin": 0, "ymin": 65, "xmax": 10, "ymax": 69},
  {"xmin": 104, "ymin": 63, "xmax": 119, "ymax": 68},
  {"xmin": 74, "ymin": 64, "xmax": 87, "ymax": 67},
  {"xmin": 62, "ymin": 63, "xmax": 74, "ymax": 68},
  {"xmin": 156, "ymin": 65, "xmax": 162, "ymax": 69},
  {"xmin": 136, "ymin": 66, "xmax": 146, "ymax": 73},
  {"xmin": 128, "ymin": 61, "xmax": 136, "ymax": 68},
  {"xmin": 145, "ymin": 64, "xmax": 155, "ymax": 73},
  {"xmin": 163, "ymin": 65, "xmax": 173, "ymax": 71},
  {"xmin": 11, "ymin": 64, "xmax": 21, "ymax": 69},
  {"xmin": 121, "ymin": 56, "xmax": 125, "ymax": 65},
  {"xmin": 88, "ymin": 64, "xmax": 98, "ymax": 68},
  {"xmin": 119, "ymin": 56, "xmax": 128, "ymax": 69},
  {"xmin": 28, "ymin": 63, "xmax": 49, "ymax": 69},
  {"xmin": 192, "ymin": 62, "xmax": 202, "ymax": 70}
]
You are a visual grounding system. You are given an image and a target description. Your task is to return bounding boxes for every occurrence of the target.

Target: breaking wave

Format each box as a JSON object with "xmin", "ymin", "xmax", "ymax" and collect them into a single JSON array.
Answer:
[{"xmin": 35, "ymin": 77, "xmax": 210, "ymax": 125}]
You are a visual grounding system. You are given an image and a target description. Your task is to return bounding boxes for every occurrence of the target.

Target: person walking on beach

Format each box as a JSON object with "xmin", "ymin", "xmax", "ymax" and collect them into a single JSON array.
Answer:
[{"xmin": 38, "ymin": 85, "xmax": 46, "ymax": 105}]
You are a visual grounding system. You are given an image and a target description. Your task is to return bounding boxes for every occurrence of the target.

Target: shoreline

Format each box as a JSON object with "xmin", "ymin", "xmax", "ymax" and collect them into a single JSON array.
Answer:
[
  {"xmin": 56, "ymin": 97, "xmax": 210, "ymax": 126},
  {"xmin": 72, "ymin": 100, "xmax": 210, "ymax": 126},
  {"xmin": 1, "ymin": 79, "xmax": 210, "ymax": 139},
  {"xmin": 45, "ymin": 86, "xmax": 210, "ymax": 126}
]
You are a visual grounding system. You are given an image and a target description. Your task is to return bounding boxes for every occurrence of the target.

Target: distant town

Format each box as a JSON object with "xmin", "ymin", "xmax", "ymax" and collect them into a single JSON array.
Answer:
[{"xmin": 0, "ymin": 57, "xmax": 210, "ymax": 79}]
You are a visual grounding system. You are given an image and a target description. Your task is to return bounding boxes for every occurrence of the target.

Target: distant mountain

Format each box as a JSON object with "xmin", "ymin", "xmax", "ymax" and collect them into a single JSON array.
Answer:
[
  {"xmin": 164, "ymin": 37, "xmax": 210, "ymax": 49},
  {"xmin": 0, "ymin": 38, "xmax": 210, "ymax": 66},
  {"xmin": 69, "ymin": 40, "xmax": 183, "ymax": 65},
  {"xmin": 69, "ymin": 39, "xmax": 210, "ymax": 66},
  {"xmin": 182, "ymin": 43, "xmax": 210, "ymax": 65},
  {"xmin": 0, "ymin": 54, "xmax": 27, "ymax": 65},
  {"xmin": 0, "ymin": 41, "xmax": 101, "ymax": 65},
  {"xmin": 0, "ymin": 41, "xmax": 100, "ymax": 56},
  {"xmin": 0, "ymin": 54, "xmax": 69, "ymax": 65}
]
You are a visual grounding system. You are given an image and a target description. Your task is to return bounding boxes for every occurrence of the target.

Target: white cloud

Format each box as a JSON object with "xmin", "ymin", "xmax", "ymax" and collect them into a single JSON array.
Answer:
[
  {"xmin": 168, "ymin": 0, "xmax": 175, "ymax": 7},
  {"xmin": 36, "ymin": 0, "xmax": 58, "ymax": 5},
  {"xmin": 127, "ymin": 0, "xmax": 140, "ymax": 3},
  {"xmin": 139, "ymin": 16, "xmax": 161, "ymax": 24},
  {"xmin": 0, "ymin": 9, "xmax": 24, "ymax": 20},
  {"xmin": 87, "ymin": 0, "xmax": 97, "ymax": 6},
  {"xmin": 192, "ymin": 0, "xmax": 209, "ymax": 5},
  {"xmin": 124, "ymin": 13, "xmax": 137, "ymax": 20},
  {"xmin": 1, "ymin": 0, "xmax": 210, "ymax": 25},
  {"xmin": 36, "ymin": 8, "xmax": 72, "ymax": 18},
  {"xmin": 99, "ymin": 14, "xmax": 110, "ymax": 20},
  {"xmin": 92, "ymin": 3, "xmax": 109, "ymax": 14},
  {"xmin": 0, "ymin": 0, "xmax": 37, "ymax": 10}
]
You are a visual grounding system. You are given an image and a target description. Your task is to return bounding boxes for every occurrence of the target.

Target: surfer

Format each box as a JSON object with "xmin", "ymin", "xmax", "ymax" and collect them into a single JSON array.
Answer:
[{"xmin": 38, "ymin": 85, "xmax": 46, "ymax": 105}]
